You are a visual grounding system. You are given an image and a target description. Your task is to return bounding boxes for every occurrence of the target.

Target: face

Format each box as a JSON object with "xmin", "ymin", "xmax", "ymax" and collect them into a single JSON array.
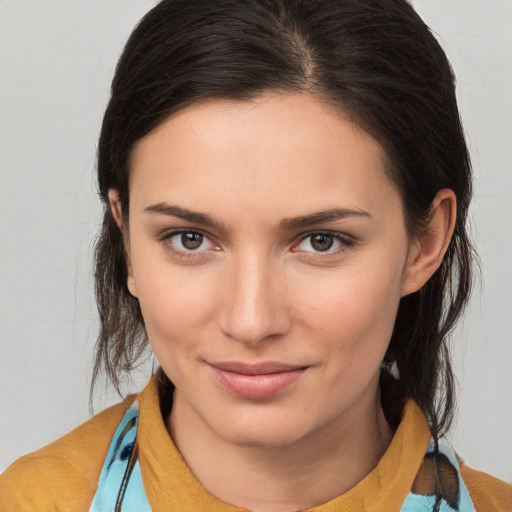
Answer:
[{"xmin": 124, "ymin": 92, "xmax": 416, "ymax": 448}]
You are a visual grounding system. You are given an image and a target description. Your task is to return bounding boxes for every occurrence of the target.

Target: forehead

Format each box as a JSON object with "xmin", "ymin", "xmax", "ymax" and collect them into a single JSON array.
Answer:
[{"xmin": 128, "ymin": 92, "xmax": 401, "ymax": 221}]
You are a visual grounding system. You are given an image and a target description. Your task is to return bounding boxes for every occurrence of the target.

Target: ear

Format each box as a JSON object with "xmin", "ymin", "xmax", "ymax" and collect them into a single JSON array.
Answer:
[
  {"xmin": 401, "ymin": 189, "xmax": 456, "ymax": 297},
  {"xmin": 107, "ymin": 189, "xmax": 138, "ymax": 298},
  {"xmin": 108, "ymin": 189, "xmax": 124, "ymax": 229}
]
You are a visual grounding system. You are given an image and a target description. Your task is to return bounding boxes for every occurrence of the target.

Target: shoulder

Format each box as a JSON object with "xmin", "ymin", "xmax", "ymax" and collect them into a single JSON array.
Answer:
[
  {"xmin": 0, "ymin": 396, "xmax": 136, "ymax": 512},
  {"xmin": 461, "ymin": 463, "xmax": 512, "ymax": 512}
]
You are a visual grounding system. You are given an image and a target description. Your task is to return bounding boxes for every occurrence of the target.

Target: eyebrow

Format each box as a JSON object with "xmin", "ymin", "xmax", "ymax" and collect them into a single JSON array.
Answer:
[
  {"xmin": 279, "ymin": 208, "xmax": 371, "ymax": 230},
  {"xmin": 144, "ymin": 203, "xmax": 227, "ymax": 230},
  {"xmin": 144, "ymin": 202, "xmax": 370, "ymax": 231}
]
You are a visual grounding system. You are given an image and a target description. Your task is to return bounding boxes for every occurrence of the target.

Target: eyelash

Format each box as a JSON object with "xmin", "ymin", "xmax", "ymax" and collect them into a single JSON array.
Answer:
[
  {"xmin": 158, "ymin": 229, "xmax": 218, "ymax": 259},
  {"xmin": 294, "ymin": 231, "xmax": 356, "ymax": 258},
  {"xmin": 158, "ymin": 229, "xmax": 356, "ymax": 259}
]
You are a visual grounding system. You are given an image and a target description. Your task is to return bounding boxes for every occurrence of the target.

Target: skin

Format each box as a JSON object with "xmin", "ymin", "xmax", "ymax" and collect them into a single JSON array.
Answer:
[{"xmin": 109, "ymin": 92, "xmax": 455, "ymax": 512}]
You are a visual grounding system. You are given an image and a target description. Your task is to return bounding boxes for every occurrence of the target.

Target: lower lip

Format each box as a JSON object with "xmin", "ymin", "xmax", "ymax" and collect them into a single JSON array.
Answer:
[{"xmin": 210, "ymin": 366, "xmax": 307, "ymax": 400}]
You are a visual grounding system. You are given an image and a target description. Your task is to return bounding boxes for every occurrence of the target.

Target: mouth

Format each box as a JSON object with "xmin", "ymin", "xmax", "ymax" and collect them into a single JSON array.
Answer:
[{"xmin": 208, "ymin": 361, "xmax": 309, "ymax": 400}]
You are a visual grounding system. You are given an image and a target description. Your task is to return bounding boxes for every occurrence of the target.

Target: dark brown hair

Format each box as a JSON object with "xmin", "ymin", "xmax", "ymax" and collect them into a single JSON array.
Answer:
[{"xmin": 92, "ymin": 0, "xmax": 474, "ymax": 444}]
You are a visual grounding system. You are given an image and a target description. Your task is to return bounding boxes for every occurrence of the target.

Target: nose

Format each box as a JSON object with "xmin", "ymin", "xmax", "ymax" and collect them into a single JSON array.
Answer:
[{"xmin": 218, "ymin": 253, "xmax": 291, "ymax": 346}]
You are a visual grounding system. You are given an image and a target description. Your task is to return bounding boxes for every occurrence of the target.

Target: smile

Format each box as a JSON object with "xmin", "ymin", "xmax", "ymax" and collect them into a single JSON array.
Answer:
[{"xmin": 208, "ymin": 362, "xmax": 308, "ymax": 400}]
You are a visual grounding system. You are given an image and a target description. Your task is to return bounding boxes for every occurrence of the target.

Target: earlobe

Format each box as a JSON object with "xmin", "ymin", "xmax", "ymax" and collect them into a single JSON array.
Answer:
[
  {"xmin": 401, "ymin": 189, "xmax": 456, "ymax": 297},
  {"xmin": 127, "ymin": 276, "xmax": 138, "ymax": 298}
]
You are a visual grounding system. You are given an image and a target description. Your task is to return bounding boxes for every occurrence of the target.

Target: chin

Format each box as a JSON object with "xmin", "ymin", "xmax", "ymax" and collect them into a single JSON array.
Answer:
[
  {"xmin": 207, "ymin": 406, "xmax": 317, "ymax": 449},
  {"xmin": 223, "ymin": 426, "xmax": 307, "ymax": 449}
]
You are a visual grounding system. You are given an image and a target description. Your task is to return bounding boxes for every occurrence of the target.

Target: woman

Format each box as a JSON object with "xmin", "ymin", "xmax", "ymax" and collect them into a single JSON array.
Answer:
[{"xmin": 1, "ymin": 0, "xmax": 510, "ymax": 510}]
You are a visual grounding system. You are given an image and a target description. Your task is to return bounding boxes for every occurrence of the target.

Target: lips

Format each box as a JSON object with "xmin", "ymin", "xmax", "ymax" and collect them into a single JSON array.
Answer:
[{"xmin": 208, "ymin": 361, "xmax": 308, "ymax": 399}]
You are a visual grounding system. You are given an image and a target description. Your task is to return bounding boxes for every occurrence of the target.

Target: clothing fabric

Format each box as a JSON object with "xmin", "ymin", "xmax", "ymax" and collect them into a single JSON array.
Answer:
[
  {"xmin": 88, "ymin": 401, "xmax": 150, "ymax": 512},
  {"xmin": 89, "ymin": 399, "xmax": 477, "ymax": 512},
  {"xmin": 1, "ymin": 375, "xmax": 511, "ymax": 512}
]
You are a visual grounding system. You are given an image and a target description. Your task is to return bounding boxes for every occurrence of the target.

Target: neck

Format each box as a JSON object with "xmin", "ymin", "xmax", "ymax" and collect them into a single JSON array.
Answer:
[{"xmin": 167, "ymin": 383, "xmax": 393, "ymax": 512}]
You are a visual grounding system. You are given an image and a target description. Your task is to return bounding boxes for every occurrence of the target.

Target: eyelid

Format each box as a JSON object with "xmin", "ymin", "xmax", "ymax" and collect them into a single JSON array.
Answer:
[
  {"xmin": 158, "ymin": 228, "xmax": 221, "ymax": 257},
  {"xmin": 292, "ymin": 230, "xmax": 356, "ymax": 255},
  {"xmin": 157, "ymin": 227, "xmax": 355, "ymax": 260},
  {"xmin": 159, "ymin": 227, "xmax": 217, "ymax": 243}
]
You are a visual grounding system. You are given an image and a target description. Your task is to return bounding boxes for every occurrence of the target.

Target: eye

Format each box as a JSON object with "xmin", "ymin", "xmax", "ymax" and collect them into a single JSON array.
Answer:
[
  {"xmin": 175, "ymin": 232, "xmax": 208, "ymax": 251},
  {"xmin": 294, "ymin": 232, "xmax": 353, "ymax": 254},
  {"xmin": 160, "ymin": 229, "xmax": 217, "ymax": 255}
]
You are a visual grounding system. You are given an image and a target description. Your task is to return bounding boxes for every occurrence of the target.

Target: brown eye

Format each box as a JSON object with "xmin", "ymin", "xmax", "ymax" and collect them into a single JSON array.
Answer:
[
  {"xmin": 310, "ymin": 234, "xmax": 334, "ymax": 252},
  {"xmin": 162, "ymin": 229, "xmax": 217, "ymax": 256},
  {"xmin": 181, "ymin": 232, "xmax": 203, "ymax": 250},
  {"xmin": 295, "ymin": 232, "xmax": 353, "ymax": 255}
]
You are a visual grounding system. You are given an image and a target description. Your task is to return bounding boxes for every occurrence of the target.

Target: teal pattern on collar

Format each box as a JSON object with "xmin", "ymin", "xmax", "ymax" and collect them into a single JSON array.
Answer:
[
  {"xmin": 399, "ymin": 438, "xmax": 475, "ymax": 511},
  {"xmin": 90, "ymin": 403, "xmax": 476, "ymax": 511},
  {"xmin": 89, "ymin": 401, "xmax": 151, "ymax": 512}
]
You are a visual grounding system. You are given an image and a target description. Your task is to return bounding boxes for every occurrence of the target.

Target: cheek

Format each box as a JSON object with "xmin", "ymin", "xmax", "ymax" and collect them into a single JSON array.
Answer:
[
  {"xmin": 131, "ymin": 249, "xmax": 219, "ymax": 355},
  {"xmin": 294, "ymin": 259, "xmax": 404, "ymax": 361},
  {"xmin": 304, "ymin": 275, "xmax": 401, "ymax": 407},
  {"xmin": 143, "ymin": 279, "xmax": 216, "ymax": 332},
  {"xmin": 137, "ymin": 271, "xmax": 219, "ymax": 390}
]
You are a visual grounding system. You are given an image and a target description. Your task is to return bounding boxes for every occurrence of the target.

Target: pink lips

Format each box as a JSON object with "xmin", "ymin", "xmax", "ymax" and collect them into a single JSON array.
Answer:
[{"xmin": 209, "ymin": 361, "xmax": 307, "ymax": 399}]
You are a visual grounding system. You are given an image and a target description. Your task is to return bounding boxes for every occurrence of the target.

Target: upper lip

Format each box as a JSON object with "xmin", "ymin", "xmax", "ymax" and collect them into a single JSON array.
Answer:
[{"xmin": 208, "ymin": 361, "xmax": 307, "ymax": 375}]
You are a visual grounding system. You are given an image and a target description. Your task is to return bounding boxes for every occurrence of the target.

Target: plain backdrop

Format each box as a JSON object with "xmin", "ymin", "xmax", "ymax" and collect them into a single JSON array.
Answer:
[{"xmin": 0, "ymin": 0, "xmax": 511, "ymax": 481}]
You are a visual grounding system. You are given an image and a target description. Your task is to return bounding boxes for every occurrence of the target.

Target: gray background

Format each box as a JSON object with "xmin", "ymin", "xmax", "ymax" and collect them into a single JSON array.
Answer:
[{"xmin": 1, "ymin": 0, "xmax": 511, "ymax": 481}]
